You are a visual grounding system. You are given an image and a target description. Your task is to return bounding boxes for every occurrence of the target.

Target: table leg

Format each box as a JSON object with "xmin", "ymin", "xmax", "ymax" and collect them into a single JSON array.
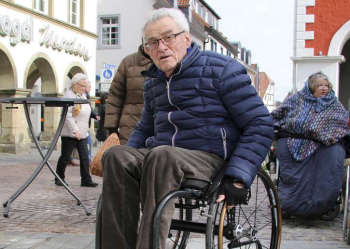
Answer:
[{"xmin": 2, "ymin": 103, "xmax": 91, "ymax": 217}]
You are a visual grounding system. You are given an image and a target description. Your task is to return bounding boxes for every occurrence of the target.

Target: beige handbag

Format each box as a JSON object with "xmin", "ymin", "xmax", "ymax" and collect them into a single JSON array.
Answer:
[{"xmin": 90, "ymin": 133, "xmax": 120, "ymax": 177}]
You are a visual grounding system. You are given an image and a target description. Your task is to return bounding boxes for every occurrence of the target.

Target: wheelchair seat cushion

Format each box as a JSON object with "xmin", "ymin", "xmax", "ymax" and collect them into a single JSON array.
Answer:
[{"xmin": 180, "ymin": 178, "xmax": 210, "ymax": 190}]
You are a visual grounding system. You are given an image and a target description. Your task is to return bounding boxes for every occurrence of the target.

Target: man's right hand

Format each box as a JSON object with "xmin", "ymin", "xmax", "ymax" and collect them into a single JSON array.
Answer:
[{"xmin": 216, "ymin": 177, "xmax": 248, "ymax": 209}]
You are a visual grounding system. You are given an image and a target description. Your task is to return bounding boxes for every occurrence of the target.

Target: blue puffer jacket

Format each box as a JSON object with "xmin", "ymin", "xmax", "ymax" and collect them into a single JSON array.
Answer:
[{"xmin": 127, "ymin": 43, "xmax": 274, "ymax": 187}]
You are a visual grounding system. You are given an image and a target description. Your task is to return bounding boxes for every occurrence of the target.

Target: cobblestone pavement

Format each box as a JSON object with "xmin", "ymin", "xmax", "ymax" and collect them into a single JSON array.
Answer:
[{"xmin": 0, "ymin": 147, "xmax": 349, "ymax": 248}]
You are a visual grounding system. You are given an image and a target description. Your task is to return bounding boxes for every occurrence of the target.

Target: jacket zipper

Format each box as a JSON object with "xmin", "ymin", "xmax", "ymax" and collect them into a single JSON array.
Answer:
[
  {"xmin": 168, "ymin": 112, "xmax": 178, "ymax": 147},
  {"xmin": 221, "ymin": 128, "xmax": 227, "ymax": 160},
  {"xmin": 166, "ymin": 63, "xmax": 182, "ymax": 111},
  {"xmin": 166, "ymin": 63, "xmax": 183, "ymax": 146}
]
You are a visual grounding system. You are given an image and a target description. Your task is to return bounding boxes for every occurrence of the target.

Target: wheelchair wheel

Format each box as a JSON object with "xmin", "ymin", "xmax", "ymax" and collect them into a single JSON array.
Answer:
[
  {"xmin": 166, "ymin": 198, "xmax": 192, "ymax": 249},
  {"xmin": 206, "ymin": 168, "xmax": 282, "ymax": 249}
]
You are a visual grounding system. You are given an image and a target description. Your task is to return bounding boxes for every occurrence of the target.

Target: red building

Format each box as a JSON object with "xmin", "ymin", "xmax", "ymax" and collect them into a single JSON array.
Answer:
[{"xmin": 292, "ymin": 0, "xmax": 350, "ymax": 110}]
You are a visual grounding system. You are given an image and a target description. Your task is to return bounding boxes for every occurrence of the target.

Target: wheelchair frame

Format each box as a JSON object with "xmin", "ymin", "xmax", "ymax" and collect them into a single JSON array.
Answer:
[{"xmin": 153, "ymin": 168, "xmax": 282, "ymax": 249}]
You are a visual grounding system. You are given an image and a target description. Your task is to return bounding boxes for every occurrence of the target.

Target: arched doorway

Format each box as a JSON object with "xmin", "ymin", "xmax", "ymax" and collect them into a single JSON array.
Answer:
[
  {"xmin": 64, "ymin": 63, "xmax": 87, "ymax": 93},
  {"xmin": 0, "ymin": 45, "xmax": 17, "ymax": 135},
  {"xmin": 339, "ymin": 39, "xmax": 350, "ymax": 111},
  {"xmin": 24, "ymin": 54, "xmax": 57, "ymax": 135}
]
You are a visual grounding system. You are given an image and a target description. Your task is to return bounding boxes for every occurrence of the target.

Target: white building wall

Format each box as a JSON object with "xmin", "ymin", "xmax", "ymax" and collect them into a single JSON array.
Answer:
[
  {"xmin": 13, "ymin": 0, "xmax": 31, "ymax": 8},
  {"xmin": 54, "ymin": 0, "xmax": 69, "ymax": 23},
  {"xmin": 96, "ymin": 0, "xmax": 155, "ymax": 78},
  {"xmin": 85, "ymin": 1, "xmax": 97, "ymax": 34}
]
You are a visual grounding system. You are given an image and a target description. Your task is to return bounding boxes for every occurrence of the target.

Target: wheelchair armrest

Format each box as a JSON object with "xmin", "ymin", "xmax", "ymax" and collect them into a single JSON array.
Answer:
[{"xmin": 180, "ymin": 178, "xmax": 210, "ymax": 190}]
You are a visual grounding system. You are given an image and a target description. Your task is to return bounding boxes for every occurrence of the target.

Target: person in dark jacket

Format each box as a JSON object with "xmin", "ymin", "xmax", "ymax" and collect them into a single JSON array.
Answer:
[
  {"xmin": 96, "ymin": 92, "xmax": 108, "ymax": 143},
  {"xmin": 100, "ymin": 8, "xmax": 274, "ymax": 249},
  {"xmin": 104, "ymin": 44, "xmax": 152, "ymax": 145},
  {"xmin": 271, "ymin": 72, "xmax": 350, "ymax": 219}
]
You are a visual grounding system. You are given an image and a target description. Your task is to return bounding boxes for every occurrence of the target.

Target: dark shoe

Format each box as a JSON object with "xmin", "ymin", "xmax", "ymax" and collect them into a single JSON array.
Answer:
[
  {"xmin": 81, "ymin": 181, "xmax": 98, "ymax": 187},
  {"xmin": 55, "ymin": 179, "xmax": 68, "ymax": 186},
  {"xmin": 68, "ymin": 160, "xmax": 79, "ymax": 167}
]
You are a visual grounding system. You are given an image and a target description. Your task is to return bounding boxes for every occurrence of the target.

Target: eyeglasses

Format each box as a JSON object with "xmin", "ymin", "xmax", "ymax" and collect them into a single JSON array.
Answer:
[
  {"xmin": 77, "ymin": 83, "xmax": 87, "ymax": 88},
  {"xmin": 317, "ymin": 84, "xmax": 329, "ymax": 88},
  {"xmin": 144, "ymin": 31, "xmax": 185, "ymax": 51}
]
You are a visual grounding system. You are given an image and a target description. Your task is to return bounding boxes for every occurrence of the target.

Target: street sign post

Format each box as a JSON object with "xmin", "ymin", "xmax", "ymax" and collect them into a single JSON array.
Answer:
[{"xmin": 100, "ymin": 68, "xmax": 115, "ymax": 83}]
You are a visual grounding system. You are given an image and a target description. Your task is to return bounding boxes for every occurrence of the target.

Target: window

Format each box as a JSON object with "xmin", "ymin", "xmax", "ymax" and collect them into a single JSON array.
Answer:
[
  {"xmin": 192, "ymin": 0, "xmax": 197, "ymax": 10},
  {"xmin": 69, "ymin": 0, "xmax": 80, "ymax": 26},
  {"xmin": 98, "ymin": 15, "xmax": 120, "ymax": 48},
  {"xmin": 34, "ymin": 0, "xmax": 48, "ymax": 14},
  {"xmin": 220, "ymin": 47, "xmax": 223, "ymax": 54},
  {"xmin": 196, "ymin": 3, "xmax": 201, "ymax": 14},
  {"xmin": 214, "ymin": 41, "xmax": 217, "ymax": 52}
]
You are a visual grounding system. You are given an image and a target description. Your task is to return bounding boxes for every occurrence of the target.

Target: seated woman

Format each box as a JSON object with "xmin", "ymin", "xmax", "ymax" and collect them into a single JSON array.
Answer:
[{"xmin": 271, "ymin": 72, "xmax": 349, "ymax": 219}]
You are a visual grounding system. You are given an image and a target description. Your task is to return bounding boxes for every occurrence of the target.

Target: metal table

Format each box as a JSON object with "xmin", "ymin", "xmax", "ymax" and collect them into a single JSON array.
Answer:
[{"xmin": 0, "ymin": 97, "xmax": 91, "ymax": 217}]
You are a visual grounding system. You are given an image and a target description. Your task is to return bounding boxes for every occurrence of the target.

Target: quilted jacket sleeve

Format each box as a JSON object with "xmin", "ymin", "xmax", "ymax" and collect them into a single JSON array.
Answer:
[
  {"xmin": 104, "ymin": 58, "xmax": 128, "ymax": 129},
  {"xmin": 126, "ymin": 85, "xmax": 154, "ymax": 148},
  {"xmin": 218, "ymin": 60, "xmax": 274, "ymax": 187}
]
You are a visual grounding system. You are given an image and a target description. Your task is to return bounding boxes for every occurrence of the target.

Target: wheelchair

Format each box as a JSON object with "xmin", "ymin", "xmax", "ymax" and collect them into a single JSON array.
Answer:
[{"xmin": 95, "ymin": 166, "xmax": 282, "ymax": 249}]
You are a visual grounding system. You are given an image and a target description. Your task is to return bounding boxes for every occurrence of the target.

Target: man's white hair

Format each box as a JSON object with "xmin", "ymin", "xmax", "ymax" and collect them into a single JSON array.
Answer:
[
  {"xmin": 143, "ymin": 8, "xmax": 189, "ymax": 39},
  {"xmin": 71, "ymin": 73, "xmax": 87, "ymax": 87}
]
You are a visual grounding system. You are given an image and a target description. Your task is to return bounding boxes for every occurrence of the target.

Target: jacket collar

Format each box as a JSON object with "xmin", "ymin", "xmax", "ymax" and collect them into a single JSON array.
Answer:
[
  {"xmin": 137, "ymin": 45, "xmax": 152, "ymax": 66},
  {"xmin": 141, "ymin": 42, "xmax": 200, "ymax": 79}
]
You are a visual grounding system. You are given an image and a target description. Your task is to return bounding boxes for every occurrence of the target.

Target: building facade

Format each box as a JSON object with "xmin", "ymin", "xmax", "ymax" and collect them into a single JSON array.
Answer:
[
  {"xmin": 0, "ymin": 0, "xmax": 97, "ymax": 153},
  {"xmin": 96, "ymin": 0, "xmax": 257, "ymax": 93},
  {"xmin": 292, "ymin": 0, "xmax": 350, "ymax": 111},
  {"xmin": 256, "ymin": 72, "xmax": 275, "ymax": 112}
]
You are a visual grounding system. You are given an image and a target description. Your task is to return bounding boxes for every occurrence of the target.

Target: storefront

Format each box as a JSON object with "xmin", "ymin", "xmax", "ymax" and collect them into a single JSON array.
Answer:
[{"xmin": 0, "ymin": 1, "xmax": 97, "ymax": 153}]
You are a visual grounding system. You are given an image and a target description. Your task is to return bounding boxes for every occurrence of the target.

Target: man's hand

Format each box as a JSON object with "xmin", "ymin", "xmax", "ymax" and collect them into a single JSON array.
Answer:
[
  {"xmin": 216, "ymin": 177, "xmax": 248, "ymax": 209},
  {"xmin": 75, "ymin": 130, "xmax": 83, "ymax": 140},
  {"xmin": 96, "ymin": 116, "xmax": 101, "ymax": 121}
]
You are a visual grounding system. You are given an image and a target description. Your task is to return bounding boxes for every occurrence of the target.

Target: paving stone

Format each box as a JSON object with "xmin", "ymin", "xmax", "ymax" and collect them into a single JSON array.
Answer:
[{"xmin": 0, "ymin": 147, "xmax": 349, "ymax": 248}]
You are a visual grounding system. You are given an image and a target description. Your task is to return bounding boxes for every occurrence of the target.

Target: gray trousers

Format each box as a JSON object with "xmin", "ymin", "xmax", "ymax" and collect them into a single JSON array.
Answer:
[{"xmin": 101, "ymin": 145, "xmax": 224, "ymax": 249}]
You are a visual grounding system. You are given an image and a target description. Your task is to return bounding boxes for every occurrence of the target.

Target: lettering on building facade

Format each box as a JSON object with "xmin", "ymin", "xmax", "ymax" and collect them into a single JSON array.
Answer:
[
  {"xmin": 0, "ymin": 14, "xmax": 32, "ymax": 45},
  {"xmin": 39, "ymin": 25, "xmax": 92, "ymax": 61}
]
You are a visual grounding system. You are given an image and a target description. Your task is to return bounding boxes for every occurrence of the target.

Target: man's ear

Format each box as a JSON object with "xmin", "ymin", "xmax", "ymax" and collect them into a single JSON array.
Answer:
[{"xmin": 184, "ymin": 32, "xmax": 192, "ymax": 48}]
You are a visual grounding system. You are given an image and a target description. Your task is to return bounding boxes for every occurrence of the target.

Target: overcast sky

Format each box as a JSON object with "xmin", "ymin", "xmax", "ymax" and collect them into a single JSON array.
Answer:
[{"xmin": 204, "ymin": 0, "xmax": 295, "ymax": 101}]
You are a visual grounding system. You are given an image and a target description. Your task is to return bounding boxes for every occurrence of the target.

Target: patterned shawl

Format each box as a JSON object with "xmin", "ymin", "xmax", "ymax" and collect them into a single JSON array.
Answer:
[{"xmin": 271, "ymin": 82, "xmax": 350, "ymax": 161}]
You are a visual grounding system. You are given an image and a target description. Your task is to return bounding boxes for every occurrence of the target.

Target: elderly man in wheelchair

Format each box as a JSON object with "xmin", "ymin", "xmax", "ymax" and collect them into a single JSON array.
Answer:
[{"xmin": 97, "ymin": 8, "xmax": 279, "ymax": 249}]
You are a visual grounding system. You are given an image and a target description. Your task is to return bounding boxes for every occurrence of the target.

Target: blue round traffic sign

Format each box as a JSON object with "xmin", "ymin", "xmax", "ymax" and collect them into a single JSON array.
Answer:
[{"xmin": 103, "ymin": 69, "xmax": 113, "ymax": 79}]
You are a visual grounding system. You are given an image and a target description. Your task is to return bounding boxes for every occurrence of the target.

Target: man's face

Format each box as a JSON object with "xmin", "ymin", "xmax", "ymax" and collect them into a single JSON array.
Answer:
[
  {"xmin": 86, "ymin": 82, "xmax": 91, "ymax": 94},
  {"xmin": 144, "ymin": 16, "xmax": 191, "ymax": 78}
]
